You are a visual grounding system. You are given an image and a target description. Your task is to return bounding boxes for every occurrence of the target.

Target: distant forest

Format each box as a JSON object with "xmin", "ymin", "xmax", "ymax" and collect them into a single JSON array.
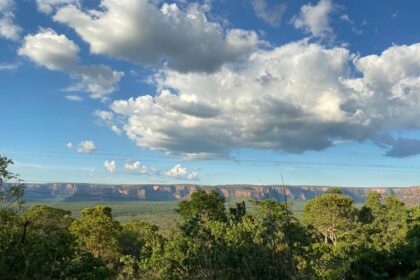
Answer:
[{"xmin": 1, "ymin": 156, "xmax": 419, "ymax": 279}]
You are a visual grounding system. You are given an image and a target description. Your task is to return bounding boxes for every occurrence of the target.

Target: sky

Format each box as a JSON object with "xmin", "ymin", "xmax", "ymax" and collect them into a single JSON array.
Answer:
[{"xmin": 1, "ymin": 0, "xmax": 420, "ymax": 187}]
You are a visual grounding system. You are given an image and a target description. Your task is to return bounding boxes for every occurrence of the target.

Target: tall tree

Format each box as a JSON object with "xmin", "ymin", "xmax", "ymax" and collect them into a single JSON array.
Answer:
[
  {"xmin": 304, "ymin": 192, "xmax": 358, "ymax": 246},
  {"xmin": 70, "ymin": 206, "xmax": 122, "ymax": 268},
  {"xmin": 176, "ymin": 190, "xmax": 227, "ymax": 230},
  {"xmin": 0, "ymin": 156, "xmax": 24, "ymax": 210}
]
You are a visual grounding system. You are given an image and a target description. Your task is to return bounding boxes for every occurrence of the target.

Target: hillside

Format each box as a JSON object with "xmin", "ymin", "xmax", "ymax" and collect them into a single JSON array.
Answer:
[{"xmin": 23, "ymin": 183, "xmax": 420, "ymax": 205}]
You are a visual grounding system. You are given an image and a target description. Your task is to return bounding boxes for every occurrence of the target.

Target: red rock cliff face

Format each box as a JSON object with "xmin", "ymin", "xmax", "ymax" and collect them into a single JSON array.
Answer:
[{"xmin": 23, "ymin": 184, "xmax": 420, "ymax": 206}]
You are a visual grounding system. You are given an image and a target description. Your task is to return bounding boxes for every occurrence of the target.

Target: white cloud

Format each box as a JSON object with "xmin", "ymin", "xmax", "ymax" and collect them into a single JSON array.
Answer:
[
  {"xmin": 94, "ymin": 110, "xmax": 113, "ymax": 123},
  {"xmin": 0, "ymin": 0, "xmax": 21, "ymax": 41},
  {"xmin": 111, "ymin": 125, "xmax": 122, "ymax": 135},
  {"xmin": 109, "ymin": 41, "xmax": 420, "ymax": 158},
  {"xmin": 0, "ymin": 61, "xmax": 20, "ymax": 71},
  {"xmin": 77, "ymin": 140, "xmax": 96, "ymax": 153},
  {"xmin": 124, "ymin": 161, "xmax": 150, "ymax": 174},
  {"xmin": 344, "ymin": 43, "xmax": 420, "ymax": 134},
  {"xmin": 163, "ymin": 164, "xmax": 198, "ymax": 180},
  {"xmin": 111, "ymin": 41, "xmax": 354, "ymax": 157},
  {"xmin": 53, "ymin": 0, "xmax": 261, "ymax": 73},
  {"xmin": 93, "ymin": 110, "xmax": 122, "ymax": 134},
  {"xmin": 65, "ymin": 95, "xmax": 83, "ymax": 101},
  {"xmin": 340, "ymin": 14, "xmax": 352, "ymax": 23},
  {"xmin": 104, "ymin": 160, "xmax": 116, "ymax": 172},
  {"xmin": 66, "ymin": 65, "xmax": 124, "ymax": 99},
  {"xmin": 292, "ymin": 0, "xmax": 334, "ymax": 39},
  {"xmin": 19, "ymin": 29, "xmax": 123, "ymax": 99},
  {"xmin": 18, "ymin": 29, "xmax": 80, "ymax": 70},
  {"xmin": 123, "ymin": 161, "xmax": 198, "ymax": 180},
  {"xmin": 250, "ymin": 0, "xmax": 287, "ymax": 27},
  {"xmin": 66, "ymin": 142, "xmax": 73, "ymax": 149},
  {"xmin": 36, "ymin": 0, "xmax": 79, "ymax": 14}
]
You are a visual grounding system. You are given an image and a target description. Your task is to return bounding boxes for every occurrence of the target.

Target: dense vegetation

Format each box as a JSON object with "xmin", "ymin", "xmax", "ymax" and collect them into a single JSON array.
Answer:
[
  {"xmin": 23, "ymin": 200, "xmax": 181, "ymax": 234},
  {"xmin": 1, "ymin": 156, "xmax": 419, "ymax": 279}
]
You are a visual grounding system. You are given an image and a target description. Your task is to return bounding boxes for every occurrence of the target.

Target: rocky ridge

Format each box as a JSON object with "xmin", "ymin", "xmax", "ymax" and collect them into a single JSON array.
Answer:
[{"xmin": 22, "ymin": 183, "xmax": 420, "ymax": 205}]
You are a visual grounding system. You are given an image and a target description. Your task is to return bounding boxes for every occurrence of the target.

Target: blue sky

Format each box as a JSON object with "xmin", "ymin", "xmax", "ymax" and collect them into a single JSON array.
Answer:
[{"xmin": 1, "ymin": 0, "xmax": 420, "ymax": 187}]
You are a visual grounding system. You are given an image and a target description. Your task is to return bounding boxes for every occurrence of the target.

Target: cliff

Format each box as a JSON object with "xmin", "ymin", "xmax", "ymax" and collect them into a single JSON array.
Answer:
[{"xmin": 22, "ymin": 183, "xmax": 420, "ymax": 206}]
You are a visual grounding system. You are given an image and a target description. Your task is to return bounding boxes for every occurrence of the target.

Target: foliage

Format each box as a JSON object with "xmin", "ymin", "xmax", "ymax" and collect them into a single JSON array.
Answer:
[
  {"xmin": 0, "ymin": 204, "xmax": 110, "ymax": 279},
  {"xmin": 0, "ymin": 156, "xmax": 24, "ymax": 210},
  {"xmin": 303, "ymin": 192, "xmax": 358, "ymax": 246},
  {"xmin": 70, "ymin": 206, "xmax": 122, "ymax": 269},
  {"xmin": 176, "ymin": 190, "xmax": 227, "ymax": 223}
]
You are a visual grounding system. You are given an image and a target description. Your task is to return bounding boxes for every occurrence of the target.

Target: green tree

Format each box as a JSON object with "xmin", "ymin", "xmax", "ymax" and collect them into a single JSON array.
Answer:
[
  {"xmin": 0, "ymin": 204, "xmax": 110, "ymax": 279},
  {"xmin": 23, "ymin": 205, "xmax": 73, "ymax": 234},
  {"xmin": 176, "ymin": 190, "xmax": 227, "ymax": 224},
  {"xmin": 16, "ymin": 205, "xmax": 76, "ymax": 278},
  {"xmin": 251, "ymin": 200, "xmax": 314, "ymax": 279},
  {"xmin": 326, "ymin": 188, "xmax": 343, "ymax": 195},
  {"xmin": 304, "ymin": 192, "xmax": 358, "ymax": 246},
  {"xmin": 0, "ymin": 156, "xmax": 26, "ymax": 278},
  {"xmin": 360, "ymin": 194, "xmax": 409, "ymax": 251},
  {"xmin": 0, "ymin": 208, "xmax": 23, "ymax": 279},
  {"xmin": 0, "ymin": 156, "xmax": 24, "ymax": 211},
  {"xmin": 117, "ymin": 220, "xmax": 165, "ymax": 279},
  {"xmin": 359, "ymin": 191, "xmax": 383, "ymax": 223},
  {"xmin": 229, "ymin": 200, "xmax": 247, "ymax": 222},
  {"xmin": 0, "ymin": 158, "xmax": 109, "ymax": 279},
  {"xmin": 345, "ymin": 199, "xmax": 418, "ymax": 279},
  {"xmin": 70, "ymin": 206, "xmax": 122, "ymax": 269},
  {"xmin": 162, "ymin": 198, "xmax": 314, "ymax": 279},
  {"xmin": 176, "ymin": 190, "xmax": 227, "ymax": 237}
]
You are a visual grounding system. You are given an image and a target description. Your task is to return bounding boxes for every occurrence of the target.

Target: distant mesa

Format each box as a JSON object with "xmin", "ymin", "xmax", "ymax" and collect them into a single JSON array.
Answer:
[{"xmin": 22, "ymin": 183, "xmax": 420, "ymax": 206}]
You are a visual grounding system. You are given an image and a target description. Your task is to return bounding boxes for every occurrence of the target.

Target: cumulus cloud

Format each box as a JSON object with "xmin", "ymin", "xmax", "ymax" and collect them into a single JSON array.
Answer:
[
  {"xmin": 123, "ymin": 161, "xmax": 198, "ymax": 180},
  {"xmin": 250, "ymin": 0, "xmax": 287, "ymax": 27},
  {"xmin": 0, "ymin": 0, "xmax": 21, "ymax": 41},
  {"xmin": 36, "ymin": 0, "xmax": 79, "ymax": 14},
  {"xmin": 124, "ymin": 161, "xmax": 150, "ymax": 174},
  {"xmin": 104, "ymin": 160, "xmax": 116, "ymax": 172},
  {"xmin": 18, "ymin": 29, "xmax": 123, "ymax": 99},
  {"xmin": 66, "ymin": 65, "xmax": 124, "ymax": 99},
  {"xmin": 77, "ymin": 140, "xmax": 96, "ymax": 153},
  {"xmin": 66, "ymin": 142, "xmax": 73, "ymax": 149},
  {"xmin": 18, "ymin": 29, "xmax": 80, "ymax": 70},
  {"xmin": 163, "ymin": 164, "xmax": 198, "ymax": 180},
  {"xmin": 346, "ymin": 43, "xmax": 420, "ymax": 132},
  {"xmin": 111, "ymin": 41, "xmax": 357, "ymax": 157},
  {"xmin": 53, "ymin": 0, "xmax": 261, "ymax": 73},
  {"xmin": 292, "ymin": 0, "xmax": 334, "ymax": 39},
  {"xmin": 111, "ymin": 125, "xmax": 122, "ymax": 135},
  {"xmin": 109, "ymin": 41, "xmax": 420, "ymax": 158}
]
